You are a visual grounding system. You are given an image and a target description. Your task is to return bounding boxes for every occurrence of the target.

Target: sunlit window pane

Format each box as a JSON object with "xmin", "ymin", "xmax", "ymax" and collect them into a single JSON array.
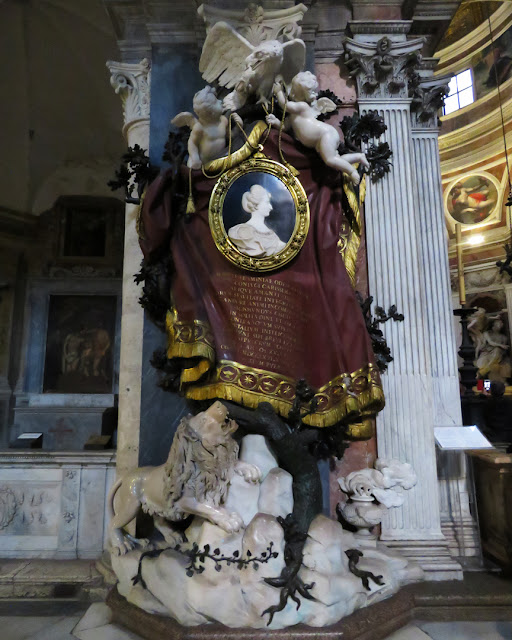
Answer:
[
  {"xmin": 443, "ymin": 94, "xmax": 460, "ymax": 115},
  {"xmin": 458, "ymin": 86, "xmax": 474, "ymax": 108},
  {"xmin": 457, "ymin": 69, "xmax": 472, "ymax": 91},
  {"xmin": 443, "ymin": 69, "xmax": 474, "ymax": 115}
]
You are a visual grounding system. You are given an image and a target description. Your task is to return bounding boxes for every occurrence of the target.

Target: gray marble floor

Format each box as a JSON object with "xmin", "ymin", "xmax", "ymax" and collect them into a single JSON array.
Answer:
[
  {"xmin": 3, "ymin": 608, "xmax": 512, "ymax": 640},
  {"xmin": 1, "ymin": 604, "xmax": 144, "ymax": 640}
]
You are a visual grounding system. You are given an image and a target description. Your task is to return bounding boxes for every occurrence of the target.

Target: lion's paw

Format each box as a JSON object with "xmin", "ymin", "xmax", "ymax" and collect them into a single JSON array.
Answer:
[
  {"xmin": 235, "ymin": 461, "xmax": 262, "ymax": 484},
  {"xmin": 216, "ymin": 510, "xmax": 244, "ymax": 533},
  {"xmin": 111, "ymin": 538, "xmax": 135, "ymax": 556}
]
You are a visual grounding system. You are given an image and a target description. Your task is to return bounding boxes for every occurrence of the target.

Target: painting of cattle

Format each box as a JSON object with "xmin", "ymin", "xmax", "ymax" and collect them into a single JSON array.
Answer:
[{"xmin": 43, "ymin": 295, "xmax": 117, "ymax": 393}]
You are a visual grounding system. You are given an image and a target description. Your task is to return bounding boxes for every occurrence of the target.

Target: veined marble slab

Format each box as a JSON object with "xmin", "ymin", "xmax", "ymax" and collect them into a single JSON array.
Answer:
[{"xmin": 0, "ymin": 451, "xmax": 116, "ymax": 559}]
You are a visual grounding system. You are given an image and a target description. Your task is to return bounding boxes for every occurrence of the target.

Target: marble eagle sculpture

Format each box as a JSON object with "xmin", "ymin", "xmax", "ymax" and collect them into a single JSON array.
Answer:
[{"xmin": 199, "ymin": 21, "xmax": 306, "ymax": 111}]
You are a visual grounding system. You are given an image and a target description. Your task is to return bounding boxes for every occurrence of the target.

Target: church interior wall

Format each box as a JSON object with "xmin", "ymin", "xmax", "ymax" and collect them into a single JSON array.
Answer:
[
  {"xmin": 437, "ymin": 4, "xmax": 512, "ymax": 387},
  {"xmin": 0, "ymin": 0, "xmax": 509, "ymax": 605}
]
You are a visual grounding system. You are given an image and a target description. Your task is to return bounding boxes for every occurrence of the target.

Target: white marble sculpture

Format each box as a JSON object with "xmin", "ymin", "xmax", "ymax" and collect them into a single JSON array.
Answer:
[
  {"xmin": 268, "ymin": 72, "xmax": 369, "ymax": 185},
  {"xmin": 112, "ymin": 436, "xmax": 423, "ymax": 628},
  {"xmin": 228, "ymin": 184, "xmax": 286, "ymax": 256},
  {"xmin": 337, "ymin": 459, "xmax": 417, "ymax": 538},
  {"xmin": 171, "ymin": 86, "xmax": 242, "ymax": 168},
  {"xmin": 475, "ymin": 317, "xmax": 512, "ymax": 381},
  {"xmin": 108, "ymin": 401, "xmax": 261, "ymax": 555},
  {"xmin": 199, "ymin": 21, "xmax": 305, "ymax": 111}
]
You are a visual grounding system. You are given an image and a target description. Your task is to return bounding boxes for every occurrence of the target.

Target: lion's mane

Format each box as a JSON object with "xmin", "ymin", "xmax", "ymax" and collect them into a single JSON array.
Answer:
[{"xmin": 142, "ymin": 414, "xmax": 239, "ymax": 521}]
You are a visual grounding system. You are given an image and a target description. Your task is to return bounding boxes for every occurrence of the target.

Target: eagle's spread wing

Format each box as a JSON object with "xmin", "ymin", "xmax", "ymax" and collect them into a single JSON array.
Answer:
[
  {"xmin": 281, "ymin": 39, "xmax": 306, "ymax": 85},
  {"xmin": 200, "ymin": 22, "xmax": 254, "ymax": 89},
  {"xmin": 171, "ymin": 112, "xmax": 197, "ymax": 129}
]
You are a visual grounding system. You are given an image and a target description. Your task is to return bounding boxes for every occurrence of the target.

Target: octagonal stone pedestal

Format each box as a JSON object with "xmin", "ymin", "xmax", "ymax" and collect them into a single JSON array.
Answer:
[{"xmin": 106, "ymin": 572, "xmax": 512, "ymax": 640}]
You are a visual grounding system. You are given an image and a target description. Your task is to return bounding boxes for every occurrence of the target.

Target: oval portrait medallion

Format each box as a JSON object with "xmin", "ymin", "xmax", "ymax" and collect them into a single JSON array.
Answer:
[{"xmin": 209, "ymin": 156, "xmax": 310, "ymax": 273}]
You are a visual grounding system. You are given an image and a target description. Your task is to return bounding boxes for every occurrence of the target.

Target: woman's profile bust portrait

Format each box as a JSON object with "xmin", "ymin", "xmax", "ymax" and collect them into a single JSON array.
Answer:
[{"xmin": 228, "ymin": 184, "xmax": 286, "ymax": 257}]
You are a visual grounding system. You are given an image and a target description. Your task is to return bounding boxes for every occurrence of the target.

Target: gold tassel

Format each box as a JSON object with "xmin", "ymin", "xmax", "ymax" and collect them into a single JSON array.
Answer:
[{"xmin": 186, "ymin": 167, "xmax": 196, "ymax": 215}]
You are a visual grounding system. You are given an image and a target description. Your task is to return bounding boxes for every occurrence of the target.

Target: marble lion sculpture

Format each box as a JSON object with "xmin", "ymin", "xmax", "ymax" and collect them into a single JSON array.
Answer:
[{"xmin": 108, "ymin": 401, "xmax": 262, "ymax": 556}]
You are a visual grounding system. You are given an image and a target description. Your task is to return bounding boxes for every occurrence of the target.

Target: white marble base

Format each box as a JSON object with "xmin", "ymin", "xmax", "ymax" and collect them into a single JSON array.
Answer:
[
  {"xmin": 382, "ymin": 540, "xmax": 463, "ymax": 581},
  {"xmin": 111, "ymin": 436, "xmax": 424, "ymax": 629},
  {"xmin": 0, "ymin": 452, "xmax": 115, "ymax": 558}
]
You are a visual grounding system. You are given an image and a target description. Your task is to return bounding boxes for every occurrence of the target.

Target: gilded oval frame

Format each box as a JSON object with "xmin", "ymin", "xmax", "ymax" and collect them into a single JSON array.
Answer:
[{"xmin": 208, "ymin": 156, "xmax": 310, "ymax": 273}]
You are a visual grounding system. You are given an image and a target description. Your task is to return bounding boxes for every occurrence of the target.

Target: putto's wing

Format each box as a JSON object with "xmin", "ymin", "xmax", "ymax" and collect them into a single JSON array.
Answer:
[
  {"xmin": 280, "ymin": 39, "xmax": 306, "ymax": 85},
  {"xmin": 316, "ymin": 97, "xmax": 338, "ymax": 115},
  {"xmin": 171, "ymin": 112, "xmax": 197, "ymax": 129},
  {"xmin": 199, "ymin": 22, "xmax": 254, "ymax": 90}
]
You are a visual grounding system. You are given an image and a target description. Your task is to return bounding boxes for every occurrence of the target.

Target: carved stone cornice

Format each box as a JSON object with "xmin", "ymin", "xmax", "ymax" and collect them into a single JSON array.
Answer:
[
  {"xmin": 106, "ymin": 59, "xmax": 150, "ymax": 132},
  {"xmin": 197, "ymin": 2, "xmax": 308, "ymax": 44},
  {"xmin": 410, "ymin": 67, "xmax": 450, "ymax": 130},
  {"xmin": 344, "ymin": 35, "xmax": 424, "ymax": 101}
]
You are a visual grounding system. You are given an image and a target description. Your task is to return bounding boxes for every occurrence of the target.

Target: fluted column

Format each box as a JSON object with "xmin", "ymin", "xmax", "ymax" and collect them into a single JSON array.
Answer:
[
  {"xmin": 106, "ymin": 59, "xmax": 150, "ymax": 478},
  {"xmin": 410, "ymin": 72, "xmax": 478, "ymax": 558},
  {"xmin": 345, "ymin": 25, "xmax": 462, "ymax": 578},
  {"xmin": 410, "ymin": 69, "xmax": 462, "ymax": 426}
]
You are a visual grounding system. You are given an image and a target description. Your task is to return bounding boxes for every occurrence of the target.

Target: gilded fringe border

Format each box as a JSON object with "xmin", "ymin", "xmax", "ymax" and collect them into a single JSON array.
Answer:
[{"xmin": 184, "ymin": 359, "xmax": 384, "ymax": 429}]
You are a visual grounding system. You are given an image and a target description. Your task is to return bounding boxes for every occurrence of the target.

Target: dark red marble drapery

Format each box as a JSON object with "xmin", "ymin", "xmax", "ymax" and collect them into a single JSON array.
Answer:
[{"xmin": 139, "ymin": 129, "xmax": 384, "ymax": 427}]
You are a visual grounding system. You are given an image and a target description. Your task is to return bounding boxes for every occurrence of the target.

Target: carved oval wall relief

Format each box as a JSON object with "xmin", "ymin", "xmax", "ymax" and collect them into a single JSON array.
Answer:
[
  {"xmin": 0, "ymin": 488, "xmax": 18, "ymax": 530},
  {"xmin": 445, "ymin": 173, "xmax": 500, "ymax": 226}
]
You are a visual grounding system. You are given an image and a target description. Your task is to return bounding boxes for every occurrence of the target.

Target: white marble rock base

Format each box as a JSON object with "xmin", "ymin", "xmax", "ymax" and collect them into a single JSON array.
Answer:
[{"xmin": 111, "ymin": 436, "xmax": 424, "ymax": 629}]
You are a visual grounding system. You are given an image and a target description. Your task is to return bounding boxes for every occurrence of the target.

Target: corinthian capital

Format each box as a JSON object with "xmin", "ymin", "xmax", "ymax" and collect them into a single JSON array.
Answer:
[
  {"xmin": 344, "ymin": 36, "xmax": 423, "ymax": 100},
  {"xmin": 106, "ymin": 58, "xmax": 151, "ymax": 129},
  {"xmin": 410, "ymin": 72, "xmax": 450, "ymax": 129}
]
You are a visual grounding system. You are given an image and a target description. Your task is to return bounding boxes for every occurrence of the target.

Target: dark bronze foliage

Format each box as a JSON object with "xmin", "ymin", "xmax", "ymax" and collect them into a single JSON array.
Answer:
[
  {"xmin": 108, "ymin": 144, "xmax": 159, "ymax": 204},
  {"xmin": 357, "ymin": 292, "xmax": 404, "ymax": 373},
  {"xmin": 366, "ymin": 141, "xmax": 393, "ymax": 183},
  {"xmin": 339, "ymin": 110, "xmax": 392, "ymax": 183},
  {"xmin": 134, "ymin": 249, "xmax": 173, "ymax": 330},
  {"xmin": 341, "ymin": 111, "xmax": 387, "ymax": 147},
  {"xmin": 132, "ymin": 541, "xmax": 278, "ymax": 589}
]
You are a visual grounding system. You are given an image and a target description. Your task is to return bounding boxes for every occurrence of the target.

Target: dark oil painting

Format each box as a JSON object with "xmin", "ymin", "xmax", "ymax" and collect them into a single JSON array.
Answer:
[
  {"xmin": 63, "ymin": 209, "xmax": 107, "ymax": 257},
  {"xmin": 43, "ymin": 295, "xmax": 117, "ymax": 393}
]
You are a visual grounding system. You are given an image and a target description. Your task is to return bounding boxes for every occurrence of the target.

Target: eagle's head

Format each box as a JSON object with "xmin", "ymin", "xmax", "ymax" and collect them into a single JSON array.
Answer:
[{"xmin": 245, "ymin": 40, "xmax": 283, "ymax": 76}]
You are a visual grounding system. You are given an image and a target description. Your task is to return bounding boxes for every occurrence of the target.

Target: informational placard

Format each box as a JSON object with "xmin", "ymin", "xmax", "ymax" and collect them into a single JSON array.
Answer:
[{"xmin": 434, "ymin": 425, "xmax": 493, "ymax": 451}]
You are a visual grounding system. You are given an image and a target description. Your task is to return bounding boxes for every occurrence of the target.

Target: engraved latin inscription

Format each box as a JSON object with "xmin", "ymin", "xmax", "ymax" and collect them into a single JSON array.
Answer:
[{"xmin": 216, "ymin": 273, "xmax": 310, "ymax": 371}]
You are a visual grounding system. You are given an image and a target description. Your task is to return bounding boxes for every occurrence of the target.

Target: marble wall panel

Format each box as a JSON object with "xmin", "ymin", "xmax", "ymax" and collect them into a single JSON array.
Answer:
[{"xmin": 0, "ymin": 451, "xmax": 115, "ymax": 558}]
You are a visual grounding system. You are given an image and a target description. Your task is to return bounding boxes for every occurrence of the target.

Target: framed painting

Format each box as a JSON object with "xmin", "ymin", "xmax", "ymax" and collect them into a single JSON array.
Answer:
[
  {"xmin": 42, "ymin": 295, "xmax": 117, "ymax": 394},
  {"xmin": 209, "ymin": 156, "xmax": 310, "ymax": 272},
  {"xmin": 445, "ymin": 173, "xmax": 500, "ymax": 226}
]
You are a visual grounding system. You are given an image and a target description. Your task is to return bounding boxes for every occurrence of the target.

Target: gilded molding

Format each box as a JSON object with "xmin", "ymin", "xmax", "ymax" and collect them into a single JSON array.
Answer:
[
  {"xmin": 185, "ymin": 359, "xmax": 384, "ymax": 429},
  {"xmin": 165, "ymin": 314, "xmax": 384, "ymax": 429},
  {"xmin": 208, "ymin": 156, "xmax": 310, "ymax": 273}
]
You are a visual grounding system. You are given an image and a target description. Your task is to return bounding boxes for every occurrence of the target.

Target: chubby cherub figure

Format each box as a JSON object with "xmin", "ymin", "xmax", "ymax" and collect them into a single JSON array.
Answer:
[
  {"xmin": 172, "ymin": 86, "xmax": 241, "ymax": 169},
  {"xmin": 269, "ymin": 71, "xmax": 369, "ymax": 185}
]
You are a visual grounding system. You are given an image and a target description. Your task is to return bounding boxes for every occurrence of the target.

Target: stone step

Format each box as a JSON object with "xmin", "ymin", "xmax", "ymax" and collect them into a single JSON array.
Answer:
[{"xmin": 0, "ymin": 559, "xmax": 108, "ymax": 602}]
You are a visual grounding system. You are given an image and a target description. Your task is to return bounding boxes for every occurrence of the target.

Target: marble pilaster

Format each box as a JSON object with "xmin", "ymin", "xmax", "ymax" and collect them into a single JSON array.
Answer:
[
  {"xmin": 106, "ymin": 59, "xmax": 150, "ymax": 478},
  {"xmin": 411, "ymin": 70, "xmax": 478, "ymax": 558},
  {"xmin": 345, "ymin": 26, "xmax": 462, "ymax": 578}
]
